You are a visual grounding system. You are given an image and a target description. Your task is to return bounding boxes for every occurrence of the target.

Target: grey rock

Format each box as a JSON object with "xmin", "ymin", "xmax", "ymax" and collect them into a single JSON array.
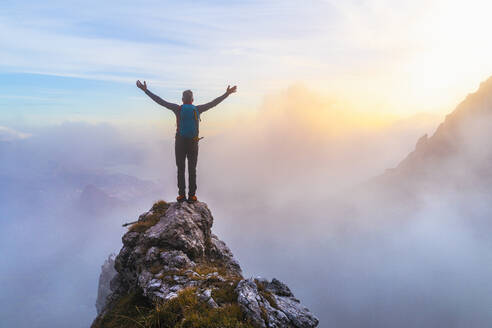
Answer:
[
  {"xmin": 145, "ymin": 246, "xmax": 161, "ymax": 263},
  {"xmin": 205, "ymin": 272, "xmax": 219, "ymax": 279},
  {"xmin": 197, "ymin": 287, "xmax": 219, "ymax": 309},
  {"xmin": 95, "ymin": 254, "xmax": 117, "ymax": 314},
  {"xmin": 236, "ymin": 279, "xmax": 266, "ymax": 328},
  {"xmin": 164, "ymin": 292, "xmax": 178, "ymax": 300},
  {"xmin": 148, "ymin": 278, "xmax": 162, "ymax": 290},
  {"xmin": 274, "ymin": 295, "xmax": 319, "ymax": 328},
  {"xmin": 203, "ymin": 288, "xmax": 212, "ymax": 299},
  {"xmin": 92, "ymin": 201, "xmax": 318, "ymax": 328},
  {"xmin": 266, "ymin": 278, "xmax": 293, "ymax": 297},
  {"xmin": 137, "ymin": 270, "xmax": 155, "ymax": 292},
  {"xmin": 207, "ymin": 297, "xmax": 219, "ymax": 308},
  {"xmin": 184, "ymin": 269, "xmax": 201, "ymax": 278},
  {"xmin": 209, "ymin": 233, "xmax": 242, "ymax": 275},
  {"xmin": 143, "ymin": 202, "xmax": 213, "ymax": 259},
  {"xmin": 160, "ymin": 250, "xmax": 195, "ymax": 269},
  {"xmin": 236, "ymin": 278, "xmax": 319, "ymax": 328},
  {"xmin": 198, "ymin": 288, "xmax": 212, "ymax": 302},
  {"xmin": 203, "ymin": 272, "xmax": 226, "ymax": 283},
  {"xmin": 170, "ymin": 285, "xmax": 183, "ymax": 292},
  {"xmin": 122, "ymin": 231, "xmax": 140, "ymax": 246}
]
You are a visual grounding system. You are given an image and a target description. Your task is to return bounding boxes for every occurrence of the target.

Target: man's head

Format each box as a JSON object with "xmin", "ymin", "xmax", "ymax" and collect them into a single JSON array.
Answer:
[{"xmin": 182, "ymin": 90, "xmax": 194, "ymax": 104}]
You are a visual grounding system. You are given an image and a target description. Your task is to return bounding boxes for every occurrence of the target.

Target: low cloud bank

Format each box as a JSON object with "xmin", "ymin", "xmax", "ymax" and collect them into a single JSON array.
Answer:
[{"xmin": 5, "ymin": 85, "xmax": 488, "ymax": 328}]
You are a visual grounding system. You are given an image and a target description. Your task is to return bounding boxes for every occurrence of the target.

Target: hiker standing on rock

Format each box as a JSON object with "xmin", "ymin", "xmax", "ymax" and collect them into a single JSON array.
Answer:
[{"xmin": 136, "ymin": 80, "xmax": 237, "ymax": 203}]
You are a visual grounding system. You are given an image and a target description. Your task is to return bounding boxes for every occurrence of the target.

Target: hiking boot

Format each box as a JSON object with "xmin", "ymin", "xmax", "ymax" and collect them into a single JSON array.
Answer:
[
  {"xmin": 187, "ymin": 195, "xmax": 198, "ymax": 203},
  {"xmin": 177, "ymin": 195, "xmax": 186, "ymax": 203}
]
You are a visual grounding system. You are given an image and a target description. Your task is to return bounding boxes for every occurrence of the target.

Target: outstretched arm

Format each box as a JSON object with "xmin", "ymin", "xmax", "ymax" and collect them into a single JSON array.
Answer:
[
  {"xmin": 136, "ymin": 80, "xmax": 180, "ymax": 112},
  {"xmin": 196, "ymin": 85, "xmax": 237, "ymax": 114}
]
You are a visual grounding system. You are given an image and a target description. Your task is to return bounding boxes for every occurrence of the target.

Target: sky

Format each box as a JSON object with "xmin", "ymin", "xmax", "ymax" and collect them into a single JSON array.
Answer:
[{"xmin": 2, "ymin": 0, "xmax": 492, "ymax": 128}]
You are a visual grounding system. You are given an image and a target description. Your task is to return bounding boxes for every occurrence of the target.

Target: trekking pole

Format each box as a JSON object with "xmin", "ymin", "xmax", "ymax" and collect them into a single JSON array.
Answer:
[{"xmin": 122, "ymin": 220, "xmax": 139, "ymax": 227}]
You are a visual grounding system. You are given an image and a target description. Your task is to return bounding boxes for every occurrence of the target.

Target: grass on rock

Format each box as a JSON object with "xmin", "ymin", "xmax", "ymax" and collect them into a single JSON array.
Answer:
[
  {"xmin": 93, "ymin": 287, "xmax": 254, "ymax": 328},
  {"xmin": 129, "ymin": 200, "xmax": 170, "ymax": 233}
]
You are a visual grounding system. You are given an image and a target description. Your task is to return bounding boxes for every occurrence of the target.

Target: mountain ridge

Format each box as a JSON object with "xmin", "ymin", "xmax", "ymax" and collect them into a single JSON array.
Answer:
[{"xmin": 391, "ymin": 75, "xmax": 492, "ymax": 176}]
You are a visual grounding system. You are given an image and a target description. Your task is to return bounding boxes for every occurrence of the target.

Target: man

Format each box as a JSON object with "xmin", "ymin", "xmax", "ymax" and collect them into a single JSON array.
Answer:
[{"xmin": 136, "ymin": 80, "xmax": 237, "ymax": 203}]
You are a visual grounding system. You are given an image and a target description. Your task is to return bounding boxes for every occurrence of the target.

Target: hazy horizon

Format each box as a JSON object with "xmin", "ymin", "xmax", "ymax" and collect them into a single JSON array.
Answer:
[
  {"xmin": 3, "ymin": 78, "xmax": 492, "ymax": 326},
  {"xmin": 3, "ymin": 1, "xmax": 492, "ymax": 327}
]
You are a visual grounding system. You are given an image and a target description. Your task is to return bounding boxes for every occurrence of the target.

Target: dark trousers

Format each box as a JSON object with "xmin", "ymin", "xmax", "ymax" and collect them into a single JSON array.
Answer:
[{"xmin": 175, "ymin": 136, "xmax": 199, "ymax": 196}]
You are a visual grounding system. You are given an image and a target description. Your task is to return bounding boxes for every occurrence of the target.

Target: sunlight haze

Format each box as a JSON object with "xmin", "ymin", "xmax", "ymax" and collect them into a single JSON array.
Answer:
[{"xmin": 3, "ymin": 1, "xmax": 492, "ymax": 327}]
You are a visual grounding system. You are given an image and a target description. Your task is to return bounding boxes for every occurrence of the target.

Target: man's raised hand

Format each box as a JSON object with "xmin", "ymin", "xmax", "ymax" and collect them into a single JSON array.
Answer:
[
  {"xmin": 226, "ymin": 85, "xmax": 237, "ymax": 95},
  {"xmin": 136, "ymin": 80, "xmax": 147, "ymax": 91}
]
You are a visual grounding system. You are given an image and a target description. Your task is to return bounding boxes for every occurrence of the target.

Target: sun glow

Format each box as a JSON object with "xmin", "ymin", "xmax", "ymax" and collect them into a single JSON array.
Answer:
[
  {"xmin": 309, "ymin": 0, "xmax": 492, "ymax": 118},
  {"xmin": 405, "ymin": 1, "xmax": 492, "ymax": 106}
]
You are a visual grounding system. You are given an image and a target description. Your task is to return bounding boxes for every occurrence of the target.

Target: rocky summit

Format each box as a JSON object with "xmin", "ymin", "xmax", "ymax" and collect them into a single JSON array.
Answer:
[{"xmin": 92, "ymin": 200, "xmax": 319, "ymax": 328}]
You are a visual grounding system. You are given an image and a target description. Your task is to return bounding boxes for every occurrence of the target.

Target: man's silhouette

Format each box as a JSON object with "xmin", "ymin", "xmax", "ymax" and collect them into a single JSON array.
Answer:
[{"xmin": 136, "ymin": 80, "xmax": 237, "ymax": 203}]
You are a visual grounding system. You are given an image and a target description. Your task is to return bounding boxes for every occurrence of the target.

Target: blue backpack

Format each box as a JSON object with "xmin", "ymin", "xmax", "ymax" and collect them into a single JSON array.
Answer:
[{"xmin": 178, "ymin": 104, "xmax": 200, "ymax": 139}]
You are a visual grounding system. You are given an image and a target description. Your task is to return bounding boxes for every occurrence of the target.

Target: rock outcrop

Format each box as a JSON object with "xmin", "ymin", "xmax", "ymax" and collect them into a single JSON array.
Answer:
[
  {"xmin": 92, "ymin": 200, "xmax": 318, "ymax": 328},
  {"xmin": 385, "ymin": 75, "xmax": 492, "ymax": 181},
  {"xmin": 236, "ymin": 278, "xmax": 319, "ymax": 328},
  {"xmin": 362, "ymin": 75, "xmax": 492, "ymax": 208},
  {"xmin": 95, "ymin": 254, "xmax": 117, "ymax": 314}
]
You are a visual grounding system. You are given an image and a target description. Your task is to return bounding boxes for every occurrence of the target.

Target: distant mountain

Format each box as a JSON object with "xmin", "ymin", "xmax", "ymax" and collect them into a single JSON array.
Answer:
[
  {"xmin": 322, "ymin": 75, "xmax": 492, "ymax": 227},
  {"xmin": 375, "ymin": 75, "xmax": 492, "ymax": 193},
  {"xmin": 76, "ymin": 184, "xmax": 123, "ymax": 215}
]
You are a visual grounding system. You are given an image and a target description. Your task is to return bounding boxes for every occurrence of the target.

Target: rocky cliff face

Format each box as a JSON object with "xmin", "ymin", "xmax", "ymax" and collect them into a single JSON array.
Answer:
[
  {"xmin": 92, "ymin": 201, "xmax": 318, "ymax": 328},
  {"xmin": 361, "ymin": 76, "xmax": 492, "ymax": 207},
  {"xmin": 96, "ymin": 254, "xmax": 117, "ymax": 315},
  {"xmin": 385, "ymin": 75, "xmax": 492, "ymax": 182}
]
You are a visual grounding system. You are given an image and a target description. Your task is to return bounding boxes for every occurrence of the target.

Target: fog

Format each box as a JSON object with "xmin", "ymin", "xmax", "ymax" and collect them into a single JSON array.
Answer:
[{"xmin": 2, "ymin": 84, "xmax": 492, "ymax": 327}]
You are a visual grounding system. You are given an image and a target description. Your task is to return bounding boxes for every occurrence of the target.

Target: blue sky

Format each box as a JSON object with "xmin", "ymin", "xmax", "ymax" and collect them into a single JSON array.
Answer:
[
  {"xmin": 1, "ymin": 0, "xmax": 337, "ymax": 126},
  {"xmin": 2, "ymin": 0, "xmax": 492, "ymax": 129}
]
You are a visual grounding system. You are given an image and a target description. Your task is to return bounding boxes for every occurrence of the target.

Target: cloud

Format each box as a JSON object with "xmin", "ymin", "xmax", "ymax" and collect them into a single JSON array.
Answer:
[
  {"xmin": 0, "ymin": 1, "xmax": 337, "ymax": 93},
  {"xmin": 0, "ymin": 126, "xmax": 31, "ymax": 141},
  {"xmin": 1, "ymin": 82, "xmax": 491, "ymax": 327}
]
